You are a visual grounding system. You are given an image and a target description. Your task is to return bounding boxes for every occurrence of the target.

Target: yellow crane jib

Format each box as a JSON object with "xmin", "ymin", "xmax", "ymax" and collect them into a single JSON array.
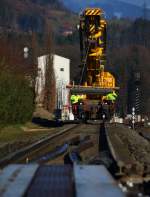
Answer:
[
  {"xmin": 89, "ymin": 48, "xmax": 103, "ymax": 57},
  {"xmin": 79, "ymin": 8, "xmax": 116, "ymax": 89}
]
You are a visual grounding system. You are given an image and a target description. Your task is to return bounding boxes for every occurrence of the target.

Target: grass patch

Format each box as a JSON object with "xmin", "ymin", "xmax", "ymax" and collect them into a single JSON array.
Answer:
[
  {"xmin": 0, "ymin": 124, "xmax": 54, "ymax": 144},
  {"xmin": 0, "ymin": 123, "xmax": 56, "ymax": 159},
  {"xmin": 0, "ymin": 125, "xmax": 23, "ymax": 143}
]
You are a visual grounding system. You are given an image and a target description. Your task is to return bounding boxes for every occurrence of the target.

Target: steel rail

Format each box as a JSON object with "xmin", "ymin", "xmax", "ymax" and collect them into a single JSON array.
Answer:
[{"xmin": 0, "ymin": 124, "xmax": 80, "ymax": 168}]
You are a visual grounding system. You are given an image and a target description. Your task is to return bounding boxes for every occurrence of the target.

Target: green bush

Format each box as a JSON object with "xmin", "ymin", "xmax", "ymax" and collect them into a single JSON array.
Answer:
[{"xmin": 0, "ymin": 72, "xmax": 35, "ymax": 124}]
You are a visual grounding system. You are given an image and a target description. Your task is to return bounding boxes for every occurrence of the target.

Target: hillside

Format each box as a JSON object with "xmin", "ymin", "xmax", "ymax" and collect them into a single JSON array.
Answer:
[
  {"xmin": 61, "ymin": 0, "xmax": 150, "ymax": 19},
  {"xmin": 120, "ymin": 0, "xmax": 150, "ymax": 7},
  {"xmin": 0, "ymin": 0, "xmax": 80, "ymax": 79},
  {"xmin": 0, "ymin": 0, "xmax": 77, "ymax": 33}
]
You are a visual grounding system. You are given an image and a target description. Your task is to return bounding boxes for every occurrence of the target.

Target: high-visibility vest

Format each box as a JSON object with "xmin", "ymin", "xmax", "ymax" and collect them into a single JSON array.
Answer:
[
  {"xmin": 70, "ymin": 95, "xmax": 78, "ymax": 104},
  {"xmin": 106, "ymin": 93, "xmax": 116, "ymax": 101},
  {"xmin": 70, "ymin": 94, "xmax": 86, "ymax": 104},
  {"xmin": 103, "ymin": 92, "xmax": 118, "ymax": 102},
  {"xmin": 112, "ymin": 91, "xmax": 118, "ymax": 98}
]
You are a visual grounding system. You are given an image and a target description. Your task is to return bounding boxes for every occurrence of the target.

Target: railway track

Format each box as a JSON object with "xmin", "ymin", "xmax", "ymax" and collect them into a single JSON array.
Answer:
[
  {"xmin": 1, "ymin": 120, "xmax": 150, "ymax": 195},
  {"xmin": 29, "ymin": 122, "xmax": 100, "ymax": 165},
  {"xmin": 0, "ymin": 124, "xmax": 79, "ymax": 168},
  {"xmin": 0, "ymin": 122, "xmax": 100, "ymax": 168}
]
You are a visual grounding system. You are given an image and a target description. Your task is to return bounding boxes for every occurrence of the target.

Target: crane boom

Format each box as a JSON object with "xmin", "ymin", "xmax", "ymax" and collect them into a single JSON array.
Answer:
[{"xmin": 79, "ymin": 8, "xmax": 106, "ymax": 86}]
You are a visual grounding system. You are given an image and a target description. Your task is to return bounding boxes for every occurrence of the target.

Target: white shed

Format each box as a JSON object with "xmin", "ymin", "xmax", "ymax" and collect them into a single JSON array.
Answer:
[
  {"xmin": 35, "ymin": 54, "xmax": 70, "ymax": 109},
  {"xmin": 53, "ymin": 54, "xmax": 70, "ymax": 109}
]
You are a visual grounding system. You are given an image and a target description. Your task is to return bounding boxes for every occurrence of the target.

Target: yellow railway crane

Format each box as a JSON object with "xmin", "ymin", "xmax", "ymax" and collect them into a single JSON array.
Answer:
[
  {"xmin": 69, "ymin": 8, "xmax": 119, "ymax": 119},
  {"xmin": 79, "ymin": 8, "xmax": 115, "ymax": 90}
]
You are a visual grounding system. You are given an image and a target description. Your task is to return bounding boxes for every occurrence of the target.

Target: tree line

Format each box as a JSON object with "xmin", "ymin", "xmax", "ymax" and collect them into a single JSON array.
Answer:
[
  {"xmin": 0, "ymin": 27, "xmax": 56, "ymax": 125},
  {"xmin": 107, "ymin": 18, "xmax": 150, "ymax": 115}
]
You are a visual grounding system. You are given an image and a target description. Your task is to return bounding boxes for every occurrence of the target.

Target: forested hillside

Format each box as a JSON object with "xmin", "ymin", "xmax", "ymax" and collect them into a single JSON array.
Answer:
[
  {"xmin": 0, "ymin": 0, "xmax": 149, "ymax": 115},
  {"xmin": 0, "ymin": 0, "xmax": 76, "ymax": 33},
  {"xmin": 61, "ymin": 0, "xmax": 150, "ymax": 19},
  {"xmin": 0, "ymin": 0, "xmax": 78, "ymax": 76},
  {"xmin": 107, "ymin": 19, "xmax": 150, "ymax": 115}
]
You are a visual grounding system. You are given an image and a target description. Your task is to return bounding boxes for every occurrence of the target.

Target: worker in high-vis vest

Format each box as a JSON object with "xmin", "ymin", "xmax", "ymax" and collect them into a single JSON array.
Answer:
[
  {"xmin": 70, "ymin": 95, "xmax": 86, "ymax": 104},
  {"xmin": 102, "ymin": 91, "xmax": 118, "ymax": 103},
  {"xmin": 70, "ymin": 95, "xmax": 78, "ymax": 104}
]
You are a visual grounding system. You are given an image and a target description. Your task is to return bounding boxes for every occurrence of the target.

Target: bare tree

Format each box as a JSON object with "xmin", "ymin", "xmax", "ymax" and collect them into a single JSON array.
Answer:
[{"xmin": 43, "ymin": 21, "xmax": 56, "ymax": 113}]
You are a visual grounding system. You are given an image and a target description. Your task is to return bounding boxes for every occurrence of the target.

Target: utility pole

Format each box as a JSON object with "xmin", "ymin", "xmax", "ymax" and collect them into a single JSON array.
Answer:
[{"xmin": 134, "ymin": 72, "xmax": 141, "ymax": 121}]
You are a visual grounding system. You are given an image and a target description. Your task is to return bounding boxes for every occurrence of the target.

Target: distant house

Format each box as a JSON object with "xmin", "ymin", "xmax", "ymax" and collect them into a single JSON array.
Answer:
[{"xmin": 36, "ymin": 54, "xmax": 70, "ymax": 109}]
